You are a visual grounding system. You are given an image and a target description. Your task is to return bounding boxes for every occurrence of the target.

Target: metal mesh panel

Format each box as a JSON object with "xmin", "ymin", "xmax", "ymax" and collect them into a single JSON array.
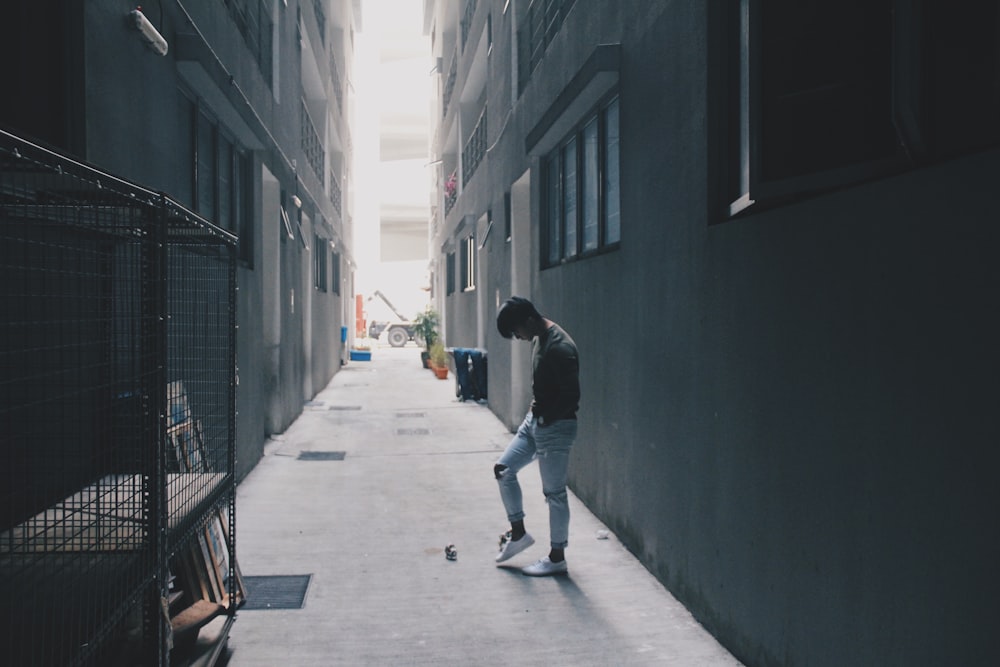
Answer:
[
  {"xmin": 0, "ymin": 130, "xmax": 236, "ymax": 666},
  {"xmin": 163, "ymin": 214, "xmax": 236, "ymax": 547}
]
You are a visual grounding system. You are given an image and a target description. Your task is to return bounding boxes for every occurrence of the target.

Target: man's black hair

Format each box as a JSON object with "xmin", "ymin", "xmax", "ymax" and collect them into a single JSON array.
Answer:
[{"xmin": 496, "ymin": 296, "xmax": 542, "ymax": 338}]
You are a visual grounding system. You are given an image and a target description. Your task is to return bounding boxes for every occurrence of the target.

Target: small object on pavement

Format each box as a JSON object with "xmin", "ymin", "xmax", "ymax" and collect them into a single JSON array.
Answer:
[
  {"xmin": 445, "ymin": 544, "xmax": 457, "ymax": 561},
  {"xmin": 596, "ymin": 530, "xmax": 609, "ymax": 540}
]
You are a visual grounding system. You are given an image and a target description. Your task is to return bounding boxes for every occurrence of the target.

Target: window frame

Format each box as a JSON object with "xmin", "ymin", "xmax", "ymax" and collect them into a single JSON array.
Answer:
[
  {"xmin": 313, "ymin": 233, "xmax": 328, "ymax": 292},
  {"xmin": 724, "ymin": 0, "xmax": 910, "ymax": 218},
  {"xmin": 460, "ymin": 234, "xmax": 476, "ymax": 292},
  {"xmin": 541, "ymin": 93, "xmax": 621, "ymax": 269},
  {"xmin": 446, "ymin": 251, "xmax": 456, "ymax": 296},
  {"xmin": 331, "ymin": 250, "xmax": 340, "ymax": 295},
  {"xmin": 185, "ymin": 91, "xmax": 255, "ymax": 267},
  {"xmin": 716, "ymin": 0, "xmax": 999, "ymax": 221}
]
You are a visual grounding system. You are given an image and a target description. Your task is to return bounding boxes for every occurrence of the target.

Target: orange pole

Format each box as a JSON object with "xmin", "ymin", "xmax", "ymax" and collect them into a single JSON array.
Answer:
[{"xmin": 356, "ymin": 294, "xmax": 366, "ymax": 337}]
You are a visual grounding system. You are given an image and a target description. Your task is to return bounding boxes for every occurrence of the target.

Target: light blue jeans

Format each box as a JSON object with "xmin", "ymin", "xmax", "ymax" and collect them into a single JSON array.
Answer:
[{"xmin": 496, "ymin": 412, "xmax": 577, "ymax": 549}]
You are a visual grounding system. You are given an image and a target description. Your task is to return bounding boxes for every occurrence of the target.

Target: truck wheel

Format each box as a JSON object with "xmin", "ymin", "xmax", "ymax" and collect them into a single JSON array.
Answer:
[{"xmin": 387, "ymin": 327, "xmax": 409, "ymax": 348}]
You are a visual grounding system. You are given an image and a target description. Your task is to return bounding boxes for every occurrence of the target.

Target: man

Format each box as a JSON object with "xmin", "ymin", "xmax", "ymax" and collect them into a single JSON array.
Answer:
[{"xmin": 493, "ymin": 297, "xmax": 580, "ymax": 576}]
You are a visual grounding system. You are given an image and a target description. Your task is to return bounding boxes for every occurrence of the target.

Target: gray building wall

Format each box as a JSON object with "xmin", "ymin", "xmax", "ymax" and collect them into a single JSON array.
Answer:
[
  {"xmin": 1, "ymin": 0, "xmax": 357, "ymax": 483},
  {"xmin": 429, "ymin": 1, "xmax": 999, "ymax": 665}
]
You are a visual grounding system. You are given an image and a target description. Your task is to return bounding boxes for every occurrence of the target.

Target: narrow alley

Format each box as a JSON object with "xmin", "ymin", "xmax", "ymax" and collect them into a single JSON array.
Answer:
[{"xmin": 224, "ymin": 345, "xmax": 742, "ymax": 666}]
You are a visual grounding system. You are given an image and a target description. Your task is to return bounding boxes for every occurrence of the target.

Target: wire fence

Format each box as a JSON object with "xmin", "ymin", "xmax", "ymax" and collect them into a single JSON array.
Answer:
[{"xmin": 0, "ymin": 129, "xmax": 237, "ymax": 666}]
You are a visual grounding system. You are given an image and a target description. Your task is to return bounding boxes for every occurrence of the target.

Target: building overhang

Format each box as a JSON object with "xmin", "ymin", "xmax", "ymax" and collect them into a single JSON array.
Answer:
[
  {"xmin": 174, "ymin": 33, "xmax": 264, "ymax": 152},
  {"xmin": 525, "ymin": 44, "xmax": 621, "ymax": 156}
]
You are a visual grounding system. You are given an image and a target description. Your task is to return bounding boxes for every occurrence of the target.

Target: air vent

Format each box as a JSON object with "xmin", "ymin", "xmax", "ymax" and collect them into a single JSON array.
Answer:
[
  {"xmin": 241, "ymin": 575, "xmax": 312, "ymax": 610},
  {"xmin": 297, "ymin": 451, "xmax": 346, "ymax": 461}
]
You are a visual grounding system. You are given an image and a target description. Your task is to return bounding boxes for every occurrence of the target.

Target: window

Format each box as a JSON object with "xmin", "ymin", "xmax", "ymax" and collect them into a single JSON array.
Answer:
[
  {"xmin": 545, "ymin": 156, "xmax": 561, "ymax": 265},
  {"xmin": 603, "ymin": 98, "xmax": 621, "ymax": 244},
  {"xmin": 461, "ymin": 235, "xmax": 476, "ymax": 291},
  {"xmin": 581, "ymin": 118, "xmax": 598, "ymax": 252},
  {"xmin": 196, "ymin": 110, "xmax": 217, "ymax": 219},
  {"xmin": 487, "ymin": 12, "xmax": 493, "ymax": 56},
  {"xmin": 542, "ymin": 95, "xmax": 621, "ymax": 267},
  {"xmin": 227, "ymin": 0, "xmax": 274, "ymax": 87},
  {"xmin": 314, "ymin": 234, "xmax": 327, "ymax": 292},
  {"xmin": 218, "ymin": 136, "xmax": 233, "ymax": 233},
  {"xmin": 562, "ymin": 139, "xmax": 577, "ymax": 259},
  {"xmin": 446, "ymin": 251, "xmax": 456, "ymax": 296},
  {"xmin": 331, "ymin": 250, "xmax": 340, "ymax": 295},
  {"xmin": 280, "ymin": 190, "xmax": 295, "ymax": 243},
  {"xmin": 504, "ymin": 191, "xmax": 512, "ymax": 242},
  {"xmin": 721, "ymin": 0, "xmax": 1000, "ymax": 218},
  {"xmin": 178, "ymin": 95, "xmax": 196, "ymax": 209},
  {"xmin": 186, "ymin": 96, "xmax": 254, "ymax": 266},
  {"xmin": 235, "ymin": 150, "xmax": 254, "ymax": 266}
]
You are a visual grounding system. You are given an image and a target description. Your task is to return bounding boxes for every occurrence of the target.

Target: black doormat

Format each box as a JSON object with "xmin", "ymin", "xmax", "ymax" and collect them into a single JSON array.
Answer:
[
  {"xmin": 241, "ymin": 575, "xmax": 312, "ymax": 610},
  {"xmin": 298, "ymin": 450, "xmax": 346, "ymax": 461}
]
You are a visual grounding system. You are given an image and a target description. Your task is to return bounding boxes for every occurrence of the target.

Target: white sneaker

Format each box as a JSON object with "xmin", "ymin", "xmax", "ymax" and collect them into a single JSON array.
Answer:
[
  {"xmin": 521, "ymin": 556, "xmax": 568, "ymax": 576},
  {"xmin": 495, "ymin": 532, "xmax": 535, "ymax": 563}
]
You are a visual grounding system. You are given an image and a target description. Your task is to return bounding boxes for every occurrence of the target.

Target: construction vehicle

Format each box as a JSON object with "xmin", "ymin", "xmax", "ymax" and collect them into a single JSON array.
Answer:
[{"xmin": 366, "ymin": 290, "xmax": 418, "ymax": 347}]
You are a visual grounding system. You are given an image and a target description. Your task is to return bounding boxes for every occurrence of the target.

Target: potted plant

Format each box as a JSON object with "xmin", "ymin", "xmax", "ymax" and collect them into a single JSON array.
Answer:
[
  {"xmin": 429, "ymin": 340, "xmax": 449, "ymax": 379},
  {"xmin": 412, "ymin": 307, "xmax": 439, "ymax": 368},
  {"xmin": 444, "ymin": 170, "xmax": 458, "ymax": 212}
]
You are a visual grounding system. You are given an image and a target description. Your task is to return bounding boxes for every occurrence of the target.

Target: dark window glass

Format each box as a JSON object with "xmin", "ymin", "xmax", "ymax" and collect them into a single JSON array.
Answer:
[
  {"xmin": 562, "ymin": 138, "xmax": 577, "ymax": 258},
  {"xmin": 218, "ymin": 135, "xmax": 233, "ymax": 231},
  {"xmin": 542, "ymin": 95, "xmax": 620, "ymax": 267},
  {"xmin": 177, "ymin": 96, "xmax": 196, "ymax": 208},
  {"xmin": 604, "ymin": 98, "xmax": 621, "ymax": 244},
  {"xmin": 760, "ymin": 0, "xmax": 896, "ymax": 180},
  {"xmin": 546, "ymin": 156, "xmax": 561, "ymax": 265},
  {"xmin": 581, "ymin": 118, "xmax": 599, "ymax": 252},
  {"xmin": 197, "ymin": 112, "xmax": 217, "ymax": 219}
]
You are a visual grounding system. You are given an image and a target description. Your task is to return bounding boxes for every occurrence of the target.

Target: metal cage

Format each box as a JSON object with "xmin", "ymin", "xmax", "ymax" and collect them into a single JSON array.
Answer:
[{"xmin": 0, "ymin": 130, "xmax": 238, "ymax": 666}]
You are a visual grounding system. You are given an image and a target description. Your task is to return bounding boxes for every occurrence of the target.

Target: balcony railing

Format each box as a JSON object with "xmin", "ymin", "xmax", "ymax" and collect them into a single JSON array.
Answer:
[
  {"xmin": 442, "ymin": 50, "xmax": 457, "ymax": 118},
  {"xmin": 330, "ymin": 52, "xmax": 343, "ymax": 115},
  {"xmin": 313, "ymin": 0, "xmax": 326, "ymax": 45},
  {"xmin": 329, "ymin": 164, "xmax": 342, "ymax": 219},
  {"xmin": 517, "ymin": 0, "xmax": 578, "ymax": 93},
  {"xmin": 462, "ymin": 108, "xmax": 487, "ymax": 185},
  {"xmin": 229, "ymin": 0, "xmax": 274, "ymax": 86},
  {"xmin": 300, "ymin": 100, "xmax": 325, "ymax": 182},
  {"xmin": 461, "ymin": 0, "xmax": 478, "ymax": 50}
]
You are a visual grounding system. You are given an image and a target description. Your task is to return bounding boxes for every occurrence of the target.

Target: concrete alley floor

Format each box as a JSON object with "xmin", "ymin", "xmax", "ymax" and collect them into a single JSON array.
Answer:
[{"xmin": 223, "ymin": 345, "xmax": 743, "ymax": 666}]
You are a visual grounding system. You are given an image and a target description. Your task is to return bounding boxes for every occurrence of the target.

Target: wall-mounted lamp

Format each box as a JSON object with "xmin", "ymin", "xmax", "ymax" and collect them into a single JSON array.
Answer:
[
  {"xmin": 291, "ymin": 195, "xmax": 303, "ymax": 209},
  {"xmin": 130, "ymin": 8, "xmax": 168, "ymax": 56}
]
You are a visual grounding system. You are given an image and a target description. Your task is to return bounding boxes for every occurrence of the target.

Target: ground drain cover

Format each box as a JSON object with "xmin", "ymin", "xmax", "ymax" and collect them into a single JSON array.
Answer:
[
  {"xmin": 396, "ymin": 412, "xmax": 425, "ymax": 418},
  {"xmin": 328, "ymin": 405, "xmax": 362, "ymax": 411},
  {"xmin": 298, "ymin": 451, "xmax": 346, "ymax": 461},
  {"xmin": 242, "ymin": 575, "xmax": 312, "ymax": 610},
  {"xmin": 396, "ymin": 428, "xmax": 430, "ymax": 435}
]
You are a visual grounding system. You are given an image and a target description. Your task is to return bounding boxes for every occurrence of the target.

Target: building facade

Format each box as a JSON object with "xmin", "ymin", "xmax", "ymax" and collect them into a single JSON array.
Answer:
[
  {"xmin": 425, "ymin": 1, "xmax": 999, "ymax": 665},
  {"xmin": 1, "ymin": 0, "xmax": 361, "ymax": 481}
]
